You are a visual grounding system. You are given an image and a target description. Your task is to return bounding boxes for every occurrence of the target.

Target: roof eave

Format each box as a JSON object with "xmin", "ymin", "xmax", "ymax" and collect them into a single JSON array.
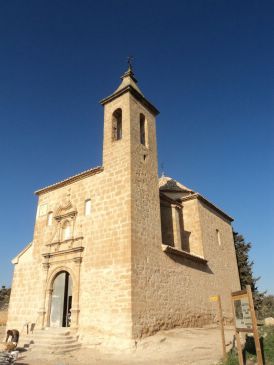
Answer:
[
  {"xmin": 160, "ymin": 188, "xmax": 194, "ymax": 194},
  {"xmin": 35, "ymin": 166, "xmax": 104, "ymax": 196},
  {"xmin": 100, "ymin": 85, "xmax": 160, "ymax": 116},
  {"xmin": 12, "ymin": 242, "xmax": 33, "ymax": 264}
]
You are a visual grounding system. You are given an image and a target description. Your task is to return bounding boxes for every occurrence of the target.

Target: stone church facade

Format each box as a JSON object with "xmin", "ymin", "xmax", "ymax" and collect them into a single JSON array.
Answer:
[{"xmin": 7, "ymin": 66, "xmax": 240, "ymax": 347}]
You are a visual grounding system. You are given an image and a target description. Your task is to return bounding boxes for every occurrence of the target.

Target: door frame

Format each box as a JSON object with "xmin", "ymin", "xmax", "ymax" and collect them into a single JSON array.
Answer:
[{"xmin": 45, "ymin": 266, "xmax": 79, "ymax": 329}]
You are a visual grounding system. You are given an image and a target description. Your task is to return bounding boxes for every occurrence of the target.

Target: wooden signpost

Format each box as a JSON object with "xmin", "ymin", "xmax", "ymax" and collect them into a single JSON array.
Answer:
[
  {"xmin": 209, "ymin": 294, "xmax": 226, "ymax": 359},
  {"xmin": 231, "ymin": 285, "xmax": 264, "ymax": 365}
]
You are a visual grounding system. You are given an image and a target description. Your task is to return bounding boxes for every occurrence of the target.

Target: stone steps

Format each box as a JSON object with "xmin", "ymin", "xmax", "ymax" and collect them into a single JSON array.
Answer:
[
  {"xmin": 31, "ymin": 342, "xmax": 81, "ymax": 354},
  {"xmin": 19, "ymin": 328, "xmax": 81, "ymax": 354},
  {"xmin": 31, "ymin": 337, "xmax": 77, "ymax": 344}
]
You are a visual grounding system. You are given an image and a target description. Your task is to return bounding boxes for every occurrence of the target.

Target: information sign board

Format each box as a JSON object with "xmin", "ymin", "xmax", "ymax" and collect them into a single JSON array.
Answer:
[
  {"xmin": 233, "ymin": 296, "xmax": 253, "ymax": 331},
  {"xmin": 231, "ymin": 286, "xmax": 264, "ymax": 365}
]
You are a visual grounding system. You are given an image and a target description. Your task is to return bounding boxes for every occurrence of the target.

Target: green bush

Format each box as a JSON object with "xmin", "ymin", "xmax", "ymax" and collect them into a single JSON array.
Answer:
[
  {"xmin": 218, "ymin": 353, "xmax": 238, "ymax": 365},
  {"xmin": 217, "ymin": 326, "xmax": 274, "ymax": 365},
  {"xmin": 264, "ymin": 326, "xmax": 274, "ymax": 364},
  {"xmin": 0, "ymin": 287, "xmax": 10, "ymax": 310}
]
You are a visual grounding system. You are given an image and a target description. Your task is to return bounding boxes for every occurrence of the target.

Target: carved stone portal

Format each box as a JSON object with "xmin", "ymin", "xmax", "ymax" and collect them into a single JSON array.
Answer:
[{"xmin": 38, "ymin": 194, "xmax": 84, "ymax": 330}]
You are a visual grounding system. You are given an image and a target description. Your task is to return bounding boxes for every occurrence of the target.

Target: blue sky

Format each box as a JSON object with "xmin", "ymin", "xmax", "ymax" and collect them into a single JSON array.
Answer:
[{"xmin": 0, "ymin": 1, "xmax": 273, "ymax": 294}]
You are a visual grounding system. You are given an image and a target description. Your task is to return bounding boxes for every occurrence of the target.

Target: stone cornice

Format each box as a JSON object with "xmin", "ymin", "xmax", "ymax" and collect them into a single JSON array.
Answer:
[
  {"xmin": 45, "ymin": 236, "xmax": 83, "ymax": 247},
  {"xmin": 100, "ymin": 85, "xmax": 160, "ymax": 116},
  {"xmin": 42, "ymin": 246, "xmax": 84, "ymax": 258},
  {"xmin": 162, "ymin": 244, "xmax": 208, "ymax": 264},
  {"xmin": 160, "ymin": 189, "xmax": 194, "ymax": 194},
  {"xmin": 35, "ymin": 166, "xmax": 103, "ymax": 195}
]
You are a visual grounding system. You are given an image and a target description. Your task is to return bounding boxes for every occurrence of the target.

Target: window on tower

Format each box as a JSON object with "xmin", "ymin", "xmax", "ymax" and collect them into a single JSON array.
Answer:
[
  {"xmin": 112, "ymin": 108, "xmax": 122, "ymax": 141},
  {"xmin": 140, "ymin": 113, "xmax": 147, "ymax": 146}
]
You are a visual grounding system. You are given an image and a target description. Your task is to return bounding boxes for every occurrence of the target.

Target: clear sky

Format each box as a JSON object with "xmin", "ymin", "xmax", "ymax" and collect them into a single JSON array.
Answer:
[{"xmin": 0, "ymin": 1, "xmax": 273, "ymax": 294}]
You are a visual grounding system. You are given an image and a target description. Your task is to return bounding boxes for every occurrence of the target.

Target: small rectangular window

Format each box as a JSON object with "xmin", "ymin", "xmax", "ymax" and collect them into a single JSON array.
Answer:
[
  {"xmin": 47, "ymin": 212, "xmax": 53, "ymax": 226},
  {"xmin": 216, "ymin": 229, "xmax": 221, "ymax": 246},
  {"xmin": 85, "ymin": 199, "xmax": 91, "ymax": 216}
]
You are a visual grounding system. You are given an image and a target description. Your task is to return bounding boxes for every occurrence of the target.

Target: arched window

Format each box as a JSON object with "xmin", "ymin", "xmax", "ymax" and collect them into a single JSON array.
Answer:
[
  {"xmin": 47, "ymin": 211, "xmax": 53, "ymax": 226},
  {"xmin": 62, "ymin": 220, "xmax": 71, "ymax": 241},
  {"xmin": 140, "ymin": 113, "xmax": 147, "ymax": 146},
  {"xmin": 85, "ymin": 199, "xmax": 91, "ymax": 216},
  {"xmin": 112, "ymin": 108, "xmax": 122, "ymax": 141}
]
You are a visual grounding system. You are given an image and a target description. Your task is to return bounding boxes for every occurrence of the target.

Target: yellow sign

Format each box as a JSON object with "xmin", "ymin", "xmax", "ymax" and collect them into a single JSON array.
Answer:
[{"xmin": 209, "ymin": 295, "xmax": 219, "ymax": 302}]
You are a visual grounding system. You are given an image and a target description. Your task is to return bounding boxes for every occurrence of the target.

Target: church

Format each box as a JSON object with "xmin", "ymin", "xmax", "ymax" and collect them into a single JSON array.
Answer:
[{"xmin": 7, "ymin": 65, "xmax": 240, "ymax": 348}]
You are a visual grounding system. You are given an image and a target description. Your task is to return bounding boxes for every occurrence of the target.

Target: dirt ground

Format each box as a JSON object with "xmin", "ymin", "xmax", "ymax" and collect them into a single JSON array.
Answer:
[
  {"xmin": 0, "ymin": 311, "xmax": 7, "ymax": 326},
  {"xmin": 0, "ymin": 325, "xmax": 236, "ymax": 365}
]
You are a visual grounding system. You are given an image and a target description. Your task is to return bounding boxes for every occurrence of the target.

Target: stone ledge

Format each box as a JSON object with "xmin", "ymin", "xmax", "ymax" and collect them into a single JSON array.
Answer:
[
  {"xmin": 46, "ymin": 236, "xmax": 83, "ymax": 247},
  {"xmin": 161, "ymin": 244, "xmax": 208, "ymax": 264},
  {"xmin": 42, "ymin": 246, "xmax": 84, "ymax": 258}
]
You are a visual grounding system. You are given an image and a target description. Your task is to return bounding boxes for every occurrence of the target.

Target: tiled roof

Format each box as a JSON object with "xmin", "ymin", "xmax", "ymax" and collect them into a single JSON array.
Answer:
[
  {"xmin": 159, "ymin": 176, "xmax": 194, "ymax": 193},
  {"xmin": 159, "ymin": 175, "xmax": 233, "ymax": 222},
  {"xmin": 35, "ymin": 166, "xmax": 103, "ymax": 195},
  {"xmin": 100, "ymin": 67, "xmax": 159, "ymax": 116}
]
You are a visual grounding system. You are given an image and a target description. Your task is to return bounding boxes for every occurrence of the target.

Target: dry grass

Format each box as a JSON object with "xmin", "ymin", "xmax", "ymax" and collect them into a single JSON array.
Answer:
[{"xmin": 0, "ymin": 310, "xmax": 7, "ymax": 326}]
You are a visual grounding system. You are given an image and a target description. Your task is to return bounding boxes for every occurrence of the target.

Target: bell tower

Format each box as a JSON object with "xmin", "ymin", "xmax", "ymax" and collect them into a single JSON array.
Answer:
[
  {"xmin": 100, "ymin": 64, "xmax": 159, "ymax": 171},
  {"xmin": 100, "ymin": 65, "xmax": 162, "ymax": 339}
]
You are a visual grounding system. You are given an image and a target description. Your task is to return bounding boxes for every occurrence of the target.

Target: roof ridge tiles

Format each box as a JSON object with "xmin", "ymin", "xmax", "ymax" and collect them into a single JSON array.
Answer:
[{"xmin": 35, "ymin": 166, "xmax": 103, "ymax": 195}]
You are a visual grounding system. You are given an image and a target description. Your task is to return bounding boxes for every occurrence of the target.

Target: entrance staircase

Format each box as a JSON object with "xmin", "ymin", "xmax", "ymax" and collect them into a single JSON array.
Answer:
[{"xmin": 19, "ymin": 327, "xmax": 81, "ymax": 354}]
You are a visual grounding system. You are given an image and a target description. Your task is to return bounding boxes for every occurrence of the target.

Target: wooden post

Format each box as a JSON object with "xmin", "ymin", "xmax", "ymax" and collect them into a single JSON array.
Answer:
[
  {"xmin": 210, "ymin": 295, "xmax": 226, "ymax": 359},
  {"xmin": 246, "ymin": 285, "xmax": 264, "ymax": 365},
  {"xmin": 235, "ymin": 331, "xmax": 244, "ymax": 365},
  {"xmin": 231, "ymin": 294, "xmax": 244, "ymax": 365},
  {"xmin": 217, "ymin": 295, "xmax": 226, "ymax": 359}
]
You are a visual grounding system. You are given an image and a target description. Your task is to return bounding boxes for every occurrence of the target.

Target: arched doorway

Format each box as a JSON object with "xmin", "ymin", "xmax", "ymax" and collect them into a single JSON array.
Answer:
[{"xmin": 50, "ymin": 271, "xmax": 72, "ymax": 327}]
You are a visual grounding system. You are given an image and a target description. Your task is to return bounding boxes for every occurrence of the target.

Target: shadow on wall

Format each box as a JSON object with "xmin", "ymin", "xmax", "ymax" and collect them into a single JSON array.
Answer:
[
  {"xmin": 160, "ymin": 198, "xmax": 192, "ymax": 251},
  {"xmin": 165, "ymin": 252, "xmax": 214, "ymax": 274},
  {"xmin": 160, "ymin": 197, "xmax": 213, "ymax": 274}
]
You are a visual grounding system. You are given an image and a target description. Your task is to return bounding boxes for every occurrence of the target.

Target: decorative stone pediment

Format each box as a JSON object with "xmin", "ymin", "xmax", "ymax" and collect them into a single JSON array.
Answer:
[{"xmin": 54, "ymin": 193, "xmax": 77, "ymax": 221}]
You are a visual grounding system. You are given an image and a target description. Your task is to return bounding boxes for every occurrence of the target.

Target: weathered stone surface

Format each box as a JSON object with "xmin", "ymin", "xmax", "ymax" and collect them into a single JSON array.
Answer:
[{"xmin": 7, "ymin": 67, "xmax": 240, "ymax": 348}]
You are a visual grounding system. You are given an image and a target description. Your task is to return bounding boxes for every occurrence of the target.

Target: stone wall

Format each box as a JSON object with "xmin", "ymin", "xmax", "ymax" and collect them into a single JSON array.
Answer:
[
  {"xmin": 131, "ymin": 194, "xmax": 240, "ymax": 339},
  {"xmin": 182, "ymin": 199, "xmax": 204, "ymax": 256},
  {"xmin": 7, "ymin": 252, "xmax": 41, "ymax": 333},
  {"xmin": 8, "ymin": 94, "xmax": 133, "ymax": 343}
]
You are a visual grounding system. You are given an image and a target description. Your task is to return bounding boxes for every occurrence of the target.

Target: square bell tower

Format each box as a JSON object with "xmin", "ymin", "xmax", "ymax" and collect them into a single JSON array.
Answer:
[{"xmin": 100, "ymin": 65, "xmax": 163, "ymax": 338}]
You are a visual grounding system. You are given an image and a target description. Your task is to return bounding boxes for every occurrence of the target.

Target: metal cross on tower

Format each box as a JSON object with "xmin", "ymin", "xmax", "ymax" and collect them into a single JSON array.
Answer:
[{"xmin": 127, "ymin": 56, "xmax": 134, "ymax": 70}]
